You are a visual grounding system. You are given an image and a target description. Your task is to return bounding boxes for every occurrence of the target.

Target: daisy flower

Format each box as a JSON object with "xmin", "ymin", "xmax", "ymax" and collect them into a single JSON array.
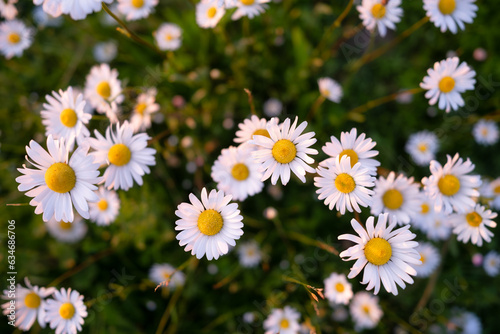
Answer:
[
  {"xmin": 231, "ymin": 0, "xmax": 270, "ymax": 20},
  {"xmin": 349, "ymin": 292, "xmax": 383, "ymax": 331},
  {"xmin": 321, "ymin": 128, "xmax": 380, "ymax": 175},
  {"xmin": 84, "ymin": 63, "xmax": 124, "ymax": 114},
  {"xmin": 16, "ymin": 136, "xmax": 101, "ymax": 222},
  {"xmin": 1, "ymin": 278, "xmax": 55, "ymax": 331},
  {"xmin": 263, "ymin": 98, "xmax": 283, "ymax": 117},
  {"xmin": 422, "ymin": 153, "xmax": 481, "ymax": 214},
  {"xmin": 414, "ymin": 242, "xmax": 440, "ymax": 278},
  {"xmin": 420, "ymin": 57, "xmax": 476, "ymax": 112},
  {"xmin": 234, "ymin": 115, "xmax": 275, "ymax": 150},
  {"xmin": 154, "ymin": 23, "xmax": 182, "ymax": 51},
  {"xmin": 32, "ymin": 0, "xmax": 63, "ymax": 18},
  {"xmin": 251, "ymin": 117, "xmax": 318, "ymax": 185},
  {"xmin": 450, "ymin": 204, "xmax": 497, "ymax": 246},
  {"xmin": 448, "ymin": 309, "xmax": 482, "ymax": 334},
  {"xmin": 357, "ymin": 0, "xmax": 403, "ymax": 37},
  {"xmin": 263, "ymin": 306, "xmax": 301, "ymax": 334},
  {"xmin": 237, "ymin": 241, "xmax": 262, "ymax": 268},
  {"xmin": 129, "ymin": 88, "xmax": 160, "ymax": 132},
  {"xmin": 211, "ymin": 146, "xmax": 264, "ymax": 201},
  {"xmin": 371, "ymin": 172, "xmax": 421, "ymax": 225},
  {"xmin": 88, "ymin": 121, "xmax": 156, "ymax": 191},
  {"xmin": 92, "ymin": 40, "xmax": 117, "ymax": 63},
  {"xmin": 314, "ymin": 155, "xmax": 375, "ymax": 214},
  {"xmin": 338, "ymin": 213, "xmax": 421, "ymax": 296},
  {"xmin": 484, "ymin": 177, "xmax": 500, "ymax": 210},
  {"xmin": 88, "ymin": 186, "xmax": 120, "ymax": 226},
  {"xmin": 41, "ymin": 87, "xmax": 91, "ymax": 152},
  {"xmin": 0, "ymin": 19, "xmax": 33, "ymax": 59},
  {"xmin": 323, "ymin": 273, "xmax": 353, "ymax": 305},
  {"xmin": 472, "ymin": 119, "xmax": 499, "ymax": 146},
  {"xmin": 405, "ymin": 131, "xmax": 439, "ymax": 166},
  {"xmin": 46, "ymin": 215, "xmax": 88, "ymax": 243},
  {"xmin": 44, "ymin": 288, "xmax": 87, "ymax": 334},
  {"xmin": 483, "ymin": 251, "xmax": 500, "ymax": 277},
  {"xmin": 174, "ymin": 188, "xmax": 244, "ymax": 260},
  {"xmin": 117, "ymin": 0, "xmax": 158, "ymax": 21},
  {"xmin": 149, "ymin": 263, "xmax": 186, "ymax": 289},
  {"xmin": 411, "ymin": 192, "xmax": 435, "ymax": 232},
  {"xmin": 422, "ymin": 211, "xmax": 453, "ymax": 241},
  {"xmin": 63, "ymin": 0, "xmax": 113, "ymax": 20},
  {"xmin": 423, "ymin": 0, "xmax": 478, "ymax": 33},
  {"xmin": 318, "ymin": 77, "xmax": 343, "ymax": 103},
  {"xmin": 196, "ymin": 0, "xmax": 225, "ymax": 29},
  {"xmin": 0, "ymin": 0, "xmax": 18, "ymax": 20}
]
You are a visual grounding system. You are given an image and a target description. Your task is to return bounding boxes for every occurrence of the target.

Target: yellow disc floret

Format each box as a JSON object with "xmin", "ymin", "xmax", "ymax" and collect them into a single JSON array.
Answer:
[
  {"xmin": 135, "ymin": 103, "xmax": 147, "ymax": 115},
  {"xmin": 24, "ymin": 292, "xmax": 41, "ymax": 309},
  {"xmin": 280, "ymin": 319, "xmax": 289, "ymax": 329},
  {"xmin": 207, "ymin": 7, "xmax": 217, "ymax": 18},
  {"xmin": 371, "ymin": 3, "xmax": 386, "ymax": 19},
  {"xmin": 45, "ymin": 163, "xmax": 76, "ymax": 194},
  {"xmin": 335, "ymin": 173, "xmax": 356, "ymax": 193},
  {"xmin": 108, "ymin": 144, "xmax": 132, "ymax": 166},
  {"xmin": 59, "ymin": 303, "xmax": 75, "ymax": 320},
  {"xmin": 252, "ymin": 129, "xmax": 270, "ymax": 138},
  {"xmin": 339, "ymin": 149, "xmax": 359, "ymax": 167},
  {"xmin": 98, "ymin": 199, "xmax": 109, "ymax": 211},
  {"xmin": 438, "ymin": 174, "xmax": 460, "ymax": 196},
  {"xmin": 335, "ymin": 283, "xmax": 345, "ymax": 293},
  {"xmin": 241, "ymin": 0, "xmax": 255, "ymax": 5},
  {"xmin": 8, "ymin": 33, "xmax": 21, "ymax": 44},
  {"xmin": 382, "ymin": 189, "xmax": 404, "ymax": 210},
  {"xmin": 231, "ymin": 163, "xmax": 250, "ymax": 181},
  {"xmin": 60, "ymin": 108, "xmax": 78, "ymax": 128},
  {"xmin": 364, "ymin": 237, "xmax": 392, "ymax": 266},
  {"xmin": 198, "ymin": 209, "xmax": 223, "ymax": 236},
  {"xmin": 132, "ymin": 0, "xmax": 144, "ymax": 8},
  {"xmin": 438, "ymin": 0, "xmax": 456, "ymax": 15},
  {"xmin": 421, "ymin": 203, "xmax": 430, "ymax": 214},
  {"xmin": 96, "ymin": 81, "xmax": 111, "ymax": 99},
  {"xmin": 272, "ymin": 139, "xmax": 297, "ymax": 164},
  {"xmin": 59, "ymin": 221, "xmax": 73, "ymax": 230},
  {"xmin": 466, "ymin": 211, "xmax": 482, "ymax": 227},
  {"xmin": 439, "ymin": 76, "xmax": 455, "ymax": 93}
]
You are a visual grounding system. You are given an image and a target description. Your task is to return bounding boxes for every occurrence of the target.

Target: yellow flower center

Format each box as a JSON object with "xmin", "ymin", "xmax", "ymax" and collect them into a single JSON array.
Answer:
[
  {"xmin": 96, "ymin": 81, "xmax": 111, "ymax": 99},
  {"xmin": 371, "ymin": 3, "xmax": 386, "ymax": 19},
  {"xmin": 382, "ymin": 189, "xmax": 404, "ymax": 210},
  {"xmin": 481, "ymin": 128, "xmax": 488, "ymax": 136},
  {"xmin": 8, "ymin": 32, "xmax": 21, "ymax": 44},
  {"xmin": 163, "ymin": 272, "xmax": 171, "ymax": 279},
  {"xmin": 466, "ymin": 211, "xmax": 482, "ymax": 227},
  {"xmin": 60, "ymin": 108, "xmax": 78, "ymax": 128},
  {"xmin": 438, "ymin": 174, "xmax": 460, "ymax": 196},
  {"xmin": 108, "ymin": 144, "xmax": 132, "ymax": 166},
  {"xmin": 438, "ymin": 76, "xmax": 455, "ymax": 93},
  {"xmin": 418, "ymin": 143, "xmax": 428, "ymax": 153},
  {"xmin": 24, "ymin": 292, "xmax": 41, "ymax": 309},
  {"xmin": 59, "ymin": 303, "xmax": 75, "ymax": 320},
  {"xmin": 252, "ymin": 129, "xmax": 271, "ymax": 138},
  {"xmin": 421, "ymin": 203, "xmax": 430, "ymax": 214},
  {"xmin": 165, "ymin": 34, "xmax": 173, "ymax": 41},
  {"xmin": 45, "ymin": 163, "xmax": 76, "ymax": 194},
  {"xmin": 364, "ymin": 237, "xmax": 392, "ymax": 266},
  {"xmin": 339, "ymin": 149, "xmax": 359, "ymax": 167},
  {"xmin": 59, "ymin": 221, "xmax": 73, "ymax": 230},
  {"xmin": 272, "ymin": 139, "xmax": 297, "ymax": 164},
  {"xmin": 494, "ymin": 185, "xmax": 500, "ymax": 194},
  {"xmin": 231, "ymin": 163, "xmax": 250, "ymax": 181},
  {"xmin": 131, "ymin": 0, "xmax": 144, "ymax": 8},
  {"xmin": 135, "ymin": 103, "xmax": 147, "ymax": 115},
  {"xmin": 362, "ymin": 305, "xmax": 370, "ymax": 314},
  {"xmin": 420, "ymin": 254, "xmax": 426, "ymax": 264},
  {"xmin": 207, "ymin": 7, "xmax": 217, "ymax": 18},
  {"xmin": 98, "ymin": 199, "xmax": 109, "ymax": 211},
  {"xmin": 321, "ymin": 89, "xmax": 330, "ymax": 97},
  {"xmin": 197, "ymin": 209, "xmax": 223, "ymax": 236},
  {"xmin": 335, "ymin": 282, "xmax": 345, "ymax": 293},
  {"xmin": 335, "ymin": 173, "xmax": 356, "ymax": 193},
  {"xmin": 280, "ymin": 319, "xmax": 289, "ymax": 329},
  {"xmin": 241, "ymin": 0, "xmax": 255, "ymax": 5},
  {"xmin": 438, "ymin": 0, "xmax": 456, "ymax": 15}
]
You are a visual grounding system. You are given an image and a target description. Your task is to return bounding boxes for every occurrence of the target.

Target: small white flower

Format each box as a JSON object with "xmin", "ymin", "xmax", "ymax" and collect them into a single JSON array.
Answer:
[
  {"xmin": 324, "ymin": 273, "xmax": 353, "ymax": 305},
  {"xmin": 0, "ymin": 0, "xmax": 18, "ymax": 20},
  {"xmin": 357, "ymin": 0, "xmax": 403, "ymax": 37},
  {"xmin": 149, "ymin": 263, "xmax": 186, "ymax": 289},
  {"xmin": 420, "ymin": 57, "xmax": 476, "ymax": 112},
  {"xmin": 349, "ymin": 292, "xmax": 383, "ymax": 331},
  {"xmin": 448, "ymin": 309, "xmax": 482, "ymax": 334},
  {"xmin": 483, "ymin": 177, "xmax": 500, "ymax": 210},
  {"xmin": 423, "ymin": 0, "xmax": 478, "ymax": 34},
  {"xmin": 84, "ymin": 63, "xmax": 124, "ymax": 114},
  {"xmin": 472, "ymin": 119, "xmax": 499, "ymax": 146},
  {"xmin": 0, "ymin": 19, "xmax": 34, "ymax": 59},
  {"xmin": 155, "ymin": 23, "xmax": 182, "ymax": 51},
  {"xmin": 35, "ymin": 0, "xmax": 113, "ymax": 20},
  {"xmin": 422, "ymin": 210, "xmax": 453, "ymax": 241},
  {"xmin": 231, "ymin": 0, "xmax": 270, "ymax": 20},
  {"xmin": 46, "ymin": 215, "xmax": 88, "ymax": 243},
  {"xmin": 32, "ymin": 0, "xmax": 63, "ymax": 18},
  {"xmin": 483, "ymin": 251, "xmax": 500, "ymax": 277},
  {"xmin": 89, "ymin": 186, "xmax": 120, "ymax": 226},
  {"xmin": 414, "ymin": 242, "xmax": 440, "ymax": 278},
  {"xmin": 237, "ymin": 241, "xmax": 262, "ymax": 268},
  {"xmin": 263, "ymin": 306, "xmax": 301, "ymax": 334},
  {"xmin": 405, "ymin": 131, "xmax": 439, "ymax": 166},
  {"xmin": 117, "ymin": 0, "xmax": 158, "ymax": 21},
  {"xmin": 234, "ymin": 115, "xmax": 275, "ymax": 150},
  {"xmin": 93, "ymin": 40, "xmax": 118, "ymax": 63},
  {"xmin": 410, "ymin": 192, "xmax": 435, "ymax": 232},
  {"xmin": 318, "ymin": 77, "xmax": 343, "ymax": 103},
  {"xmin": 129, "ymin": 88, "xmax": 160, "ymax": 132},
  {"xmin": 263, "ymin": 98, "xmax": 282, "ymax": 117},
  {"xmin": 196, "ymin": 0, "xmax": 225, "ymax": 29},
  {"xmin": 450, "ymin": 204, "xmax": 497, "ymax": 246},
  {"xmin": 44, "ymin": 288, "xmax": 87, "ymax": 334}
]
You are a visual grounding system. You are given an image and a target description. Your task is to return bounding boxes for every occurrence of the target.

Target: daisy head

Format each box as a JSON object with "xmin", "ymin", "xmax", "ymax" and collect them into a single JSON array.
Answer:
[
  {"xmin": 93, "ymin": 40, "xmax": 118, "ymax": 63},
  {"xmin": 263, "ymin": 306, "xmax": 301, "ymax": 334},
  {"xmin": 89, "ymin": 186, "xmax": 120, "ymax": 226},
  {"xmin": 117, "ymin": 0, "xmax": 159, "ymax": 21},
  {"xmin": 349, "ymin": 291, "xmax": 383, "ymax": 331},
  {"xmin": 450, "ymin": 204, "xmax": 497, "ymax": 246},
  {"xmin": 314, "ymin": 155, "xmax": 375, "ymax": 214},
  {"xmin": 16, "ymin": 135, "xmax": 101, "ymax": 222},
  {"xmin": 411, "ymin": 191, "xmax": 436, "ymax": 232},
  {"xmin": 420, "ymin": 57, "xmax": 476, "ymax": 112},
  {"xmin": 423, "ymin": 0, "xmax": 478, "ymax": 33},
  {"xmin": 155, "ymin": 23, "xmax": 182, "ymax": 51},
  {"xmin": 422, "ymin": 153, "xmax": 481, "ymax": 214},
  {"xmin": 237, "ymin": 240, "xmax": 262, "ymax": 268},
  {"xmin": 338, "ymin": 213, "xmax": 421, "ymax": 295},
  {"xmin": 130, "ymin": 87, "xmax": 160, "ymax": 132},
  {"xmin": 196, "ymin": 0, "xmax": 225, "ymax": 29},
  {"xmin": 318, "ymin": 77, "xmax": 343, "ymax": 103},
  {"xmin": 46, "ymin": 214, "xmax": 88, "ymax": 243},
  {"xmin": 149, "ymin": 263, "xmax": 186, "ymax": 289},
  {"xmin": 483, "ymin": 251, "xmax": 500, "ymax": 277},
  {"xmin": 405, "ymin": 130, "xmax": 439, "ymax": 166},
  {"xmin": 175, "ymin": 188, "xmax": 244, "ymax": 260},
  {"xmin": 231, "ymin": 0, "xmax": 270, "ymax": 20},
  {"xmin": 0, "ymin": 0, "xmax": 18, "ymax": 20},
  {"xmin": 234, "ymin": 115, "xmax": 275, "ymax": 149},
  {"xmin": 84, "ymin": 63, "xmax": 124, "ymax": 113},
  {"xmin": 88, "ymin": 121, "xmax": 156, "ymax": 191},
  {"xmin": 414, "ymin": 242, "xmax": 441, "ymax": 278},
  {"xmin": 251, "ymin": 117, "xmax": 318, "ymax": 185},
  {"xmin": 0, "ymin": 19, "xmax": 33, "ymax": 59},
  {"xmin": 263, "ymin": 98, "xmax": 283, "ymax": 117},
  {"xmin": 472, "ymin": 119, "xmax": 499, "ymax": 146},
  {"xmin": 44, "ymin": 288, "xmax": 87, "ymax": 334},
  {"xmin": 423, "ymin": 210, "xmax": 453, "ymax": 241},
  {"xmin": 484, "ymin": 177, "xmax": 500, "ymax": 210},
  {"xmin": 323, "ymin": 273, "xmax": 353, "ymax": 305},
  {"xmin": 357, "ymin": 0, "xmax": 403, "ymax": 37}
]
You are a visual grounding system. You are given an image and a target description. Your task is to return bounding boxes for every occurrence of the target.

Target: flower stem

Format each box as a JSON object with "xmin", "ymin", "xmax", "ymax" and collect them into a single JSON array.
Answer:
[{"xmin": 306, "ymin": 95, "xmax": 326, "ymax": 122}]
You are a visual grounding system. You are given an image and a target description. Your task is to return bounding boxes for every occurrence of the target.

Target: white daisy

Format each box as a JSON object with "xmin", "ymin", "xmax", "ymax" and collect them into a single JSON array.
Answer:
[
  {"xmin": 149, "ymin": 263, "xmax": 186, "ymax": 289},
  {"xmin": 64, "ymin": 0, "xmax": 113, "ymax": 20},
  {"xmin": 0, "ymin": 0, "xmax": 18, "ymax": 20},
  {"xmin": 251, "ymin": 117, "xmax": 318, "ymax": 185},
  {"xmin": 1, "ymin": 278, "xmax": 55, "ymax": 331},
  {"xmin": 88, "ymin": 186, "xmax": 120, "ymax": 226},
  {"xmin": 314, "ymin": 155, "xmax": 375, "ymax": 214},
  {"xmin": 263, "ymin": 98, "xmax": 283, "ymax": 117},
  {"xmin": 231, "ymin": 0, "xmax": 270, "ymax": 20},
  {"xmin": 483, "ymin": 251, "xmax": 500, "ymax": 277},
  {"xmin": 92, "ymin": 40, "xmax": 118, "ymax": 63},
  {"xmin": 371, "ymin": 172, "xmax": 421, "ymax": 225},
  {"xmin": 117, "ymin": 0, "xmax": 158, "ymax": 21},
  {"xmin": 211, "ymin": 145, "xmax": 264, "ymax": 201},
  {"xmin": 321, "ymin": 128, "xmax": 380, "ymax": 175},
  {"xmin": 32, "ymin": 0, "xmax": 63, "ymax": 18},
  {"xmin": 349, "ymin": 291, "xmax": 383, "ymax": 331},
  {"xmin": 88, "ymin": 121, "xmax": 156, "ymax": 191},
  {"xmin": 175, "ymin": 188, "xmax": 244, "ymax": 260},
  {"xmin": 263, "ymin": 306, "xmax": 301, "ymax": 334},
  {"xmin": 357, "ymin": 0, "xmax": 403, "ymax": 37},
  {"xmin": 16, "ymin": 136, "xmax": 101, "ymax": 222},
  {"xmin": 129, "ymin": 88, "xmax": 160, "ymax": 132},
  {"xmin": 338, "ymin": 213, "xmax": 421, "ymax": 296},
  {"xmin": 410, "ymin": 192, "xmax": 435, "ymax": 232},
  {"xmin": 0, "ymin": 19, "xmax": 33, "ymax": 59},
  {"xmin": 84, "ymin": 63, "xmax": 124, "ymax": 114},
  {"xmin": 423, "ymin": 0, "xmax": 477, "ymax": 34},
  {"xmin": 154, "ymin": 23, "xmax": 182, "ymax": 51},
  {"xmin": 318, "ymin": 77, "xmax": 343, "ymax": 103},
  {"xmin": 46, "ymin": 214, "xmax": 88, "ymax": 243},
  {"xmin": 420, "ymin": 57, "xmax": 476, "ymax": 112},
  {"xmin": 196, "ymin": 0, "xmax": 225, "ymax": 29},
  {"xmin": 405, "ymin": 131, "xmax": 439, "ymax": 166},
  {"xmin": 323, "ymin": 273, "xmax": 353, "ymax": 305},
  {"xmin": 422, "ymin": 210, "xmax": 453, "ymax": 241},
  {"xmin": 472, "ymin": 119, "xmax": 499, "ymax": 146},
  {"xmin": 484, "ymin": 177, "xmax": 500, "ymax": 210},
  {"xmin": 237, "ymin": 240, "xmax": 262, "ymax": 268},
  {"xmin": 450, "ymin": 204, "xmax": 497, "ymax": 246},
  {"xmin": 422, "ymin": 153, "xmax": 481, "ymax": 214},
  {"xmin": 44, "ymin": 288, "xmax": 87, "ymax": 334},
  {"xmin": 234, "ymin": 115, "xmax": 275, "ymax": 150},
  {"xmin": 41, "ymin": 87, "xmax": 91, "ymax": 152},
  {"xmin": 414, "ymin": 242, "xmax": 440, "ymax": 278}
]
